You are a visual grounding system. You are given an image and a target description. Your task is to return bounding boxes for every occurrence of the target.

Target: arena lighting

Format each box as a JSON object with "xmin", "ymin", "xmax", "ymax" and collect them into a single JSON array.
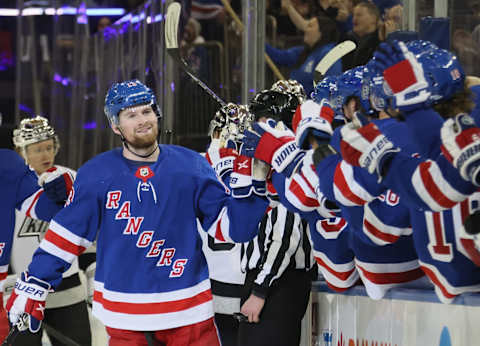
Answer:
[{"xmin": 0, "ymin": 8, "xmax": 126, "ymax": 17}]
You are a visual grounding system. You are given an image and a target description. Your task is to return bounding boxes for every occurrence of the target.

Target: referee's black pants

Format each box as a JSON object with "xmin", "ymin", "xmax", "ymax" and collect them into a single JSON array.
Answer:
[{"xmin": 237, "ymin": 268, "xmax": 314, "ymax": 346}]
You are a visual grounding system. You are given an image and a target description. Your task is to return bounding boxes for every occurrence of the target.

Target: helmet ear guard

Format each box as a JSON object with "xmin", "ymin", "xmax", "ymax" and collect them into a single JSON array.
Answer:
[{"xmin": 104, "ymin": 79, "xmax": 161, "ymax": 125}]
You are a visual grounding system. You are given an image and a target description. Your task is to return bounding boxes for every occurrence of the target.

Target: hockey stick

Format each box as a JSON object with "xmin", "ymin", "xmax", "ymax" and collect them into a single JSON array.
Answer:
[
  {"xmin": 2, "ymin": 314, "xmax": 81, "ymax": 346},
  {"xmin": 2, "ymin": 314, "xmax": 28, "ymax": 346},
  {"xmin": 165, "ymin": 2, "xmax": 226, "ymax": 107},
  {"xmin": 218, "ymin": 0, "xmax": 285, "ymax": 80},
  {"xmin": 313, "ymin": 40, "xmax": 357, "ymax": 85}
]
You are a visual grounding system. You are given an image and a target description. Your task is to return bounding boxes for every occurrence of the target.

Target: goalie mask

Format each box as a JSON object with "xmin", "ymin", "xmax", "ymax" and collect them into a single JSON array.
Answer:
[
  {"xmin": 208, "ymin": 103, "xmax": 253, "ymax": 146},
  {"xmin": 13, "ymin": 116, "xmax": 59, "ymax": 155},
  {"xmin": 249, "ymin": 90, "xmax": 299, "ymax": 130},
  {"xmin": 104, "ymin": 79, "xmax": 161, "ymax": 125},
  {"xmin": 270, "ymin": 79, "xmax": 307, "ymax": 104}
]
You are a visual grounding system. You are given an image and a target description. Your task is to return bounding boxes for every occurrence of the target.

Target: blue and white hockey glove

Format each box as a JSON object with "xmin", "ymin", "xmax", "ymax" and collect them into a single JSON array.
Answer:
[
  {"xmin": 6, "ymin": 272, "xmax": 51, "ymax": 333},
  {"xmin": 340, "ymin": 121, "xmax": 400, "ymax": 181},
  {"xmin": 373, "ymin": 41, "xmax": 430, "ymax": 111},
  {"xmin": 292, "ymin": 99, "xmax": 334, "ymax": 150},
  {"xmin": 441, "ymin": 113, "xmax": 480, "ymax": 186},
  {"xmin": 230, "ymin": 155, "xmax": 268, "ymax": 197},
  {"xmin": 38, "ymin": 166, "xmax": 74, "ymax": 204},
  {"xmin": 241, "ymin": 119, "xmax": 304, "ymax": 177},
  {"xmin": 205, "ymin": 140, "xmax": 237, "ymax": 179}
]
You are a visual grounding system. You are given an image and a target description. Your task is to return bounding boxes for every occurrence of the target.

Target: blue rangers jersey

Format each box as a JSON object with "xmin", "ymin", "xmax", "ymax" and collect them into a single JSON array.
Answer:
[
  {"xmin": 27, "ymin": 146, "xmax": 268, "ymax": 331},
  {"xmin": 0, "ymin": 149, "xmax": 61, "ymax": 290}
]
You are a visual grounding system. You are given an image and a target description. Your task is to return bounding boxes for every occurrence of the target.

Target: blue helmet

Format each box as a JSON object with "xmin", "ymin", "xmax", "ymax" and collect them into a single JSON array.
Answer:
[
  {"xmin": 330, "ymin": 66, "xmax": 372, "ymax": 116},
  {"xmin": 104, "ymin": 79, "xmax": 161, "ymax": 124},
  {"xmin": 416, "ymin": 47, "xmax": 465, "ymax": 104},
  {"xmin": 312, "ymin": 76, "xmax": 338, "ymax": 105}
]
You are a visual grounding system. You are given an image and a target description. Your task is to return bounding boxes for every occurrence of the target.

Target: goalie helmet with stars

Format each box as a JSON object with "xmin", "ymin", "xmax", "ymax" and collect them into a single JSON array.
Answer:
[
  {"xmin": 104, "ymin": 79, "xmax": 162, "ymax": 125},
  {"xmin": 208, "ymin": 103, "xmax": 253, "ymax": 146},
  {"xmin": 270, "ymin": 79, "xmax": 307, "ymax": 104},
  {"xmin": 13, "ymin": 115, "xmax": 60, "ymax": 155}
]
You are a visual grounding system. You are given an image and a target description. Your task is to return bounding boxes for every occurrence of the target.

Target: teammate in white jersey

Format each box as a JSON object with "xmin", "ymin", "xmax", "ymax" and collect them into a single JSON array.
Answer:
[{"xmin": 6, "ymin": 116, "xmax": 92, "ymax": 346}]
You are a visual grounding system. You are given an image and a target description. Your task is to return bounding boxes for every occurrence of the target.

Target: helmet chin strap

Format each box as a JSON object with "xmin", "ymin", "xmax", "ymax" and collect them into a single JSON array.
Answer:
[{"xmin": 117, "ymin": 127, "xmax": 159, "ymax": 159}]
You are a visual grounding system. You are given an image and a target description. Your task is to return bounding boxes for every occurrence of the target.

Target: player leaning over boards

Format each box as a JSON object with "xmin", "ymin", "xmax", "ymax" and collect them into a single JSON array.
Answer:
[
  {"xmin": 5, "ymin": 116, "xmax": 92, "ymax": 346},
  {"xmin": 6, "ymin": 80, "xmax": 269, "ymax": 346}
]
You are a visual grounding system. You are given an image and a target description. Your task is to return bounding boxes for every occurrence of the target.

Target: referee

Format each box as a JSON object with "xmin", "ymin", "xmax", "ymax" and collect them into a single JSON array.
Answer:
[{"xmin": 238, "ymin": 203, "xmax": 316, "ymax": 346}]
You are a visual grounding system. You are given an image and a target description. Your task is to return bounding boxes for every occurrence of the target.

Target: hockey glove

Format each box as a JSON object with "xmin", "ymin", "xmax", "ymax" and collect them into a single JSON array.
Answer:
[
  {"xmin": 373, "ymin": 41, "xmax": 430, "ymax": 111},
  {"xmin": 38, "ymin": 167, "xmax": 74, "ymax": 205},
  {"xmin": 340, "ymin": 122, "xmax": 399, "ymax": 181},
  {"xmin": 230, "ymin": 155, "xmax": 267, "ymax": 197},
  {"xmin": 6, "ymin": 272, "xmax": 51, "ymax": 333},
  {"xmin": 292, "ymin": 99, "xmax": 334, "ymax": 150},
  {"xmin": 205, "ymin": 140, "xmax": 237, "ymax": 178},
  {"xmin": 241, "ymin": 120, "xmax": 304, "ymax": 177},
  {"xmin": 441, "ymin": 113, "xmax": 480, "ymax": 186}
]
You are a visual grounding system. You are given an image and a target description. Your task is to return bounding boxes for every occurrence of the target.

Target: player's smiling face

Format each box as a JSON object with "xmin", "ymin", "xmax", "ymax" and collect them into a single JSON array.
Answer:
[{"xmin": 115, "ymin": 104, "xmax": 159, "ymax": 149}]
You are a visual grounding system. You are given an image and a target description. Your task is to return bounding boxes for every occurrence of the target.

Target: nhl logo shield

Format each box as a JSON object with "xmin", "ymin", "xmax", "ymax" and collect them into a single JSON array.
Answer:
[{"xmin": 135, "ymin": 165, "xmax": 154, "ymax": 182}]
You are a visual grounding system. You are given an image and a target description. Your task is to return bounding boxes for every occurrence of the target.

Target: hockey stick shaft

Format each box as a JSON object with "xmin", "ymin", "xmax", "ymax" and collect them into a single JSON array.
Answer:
[
  {"xmin": 219, "ymin": 0, "xmax": 285, "ymax": 80},
  {"xmin": 165, "ymin": 3, "xmax": 227, "ymax": 107},
  {"xmin": 2, "ymin": 314, "xmax": 81, "ymax": 346},
  {"xmin": 168, "ymin": 48, "xmax": 227, "ymax": 107}
]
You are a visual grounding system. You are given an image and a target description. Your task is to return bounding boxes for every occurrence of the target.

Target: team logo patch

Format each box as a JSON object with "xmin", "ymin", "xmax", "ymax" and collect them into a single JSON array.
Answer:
[{"xmin": 135, "ymin": 166, "xmax": 155, "ymax": 182}]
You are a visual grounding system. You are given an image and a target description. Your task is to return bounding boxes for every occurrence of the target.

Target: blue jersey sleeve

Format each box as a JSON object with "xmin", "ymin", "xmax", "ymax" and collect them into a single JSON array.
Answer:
[
  {"xmin": 194, "ymin": 155, "xmax": 269, "ymax": 243},
  {"xmin": 28, "ymin": 166, "xmax": 99, "ymax": 288},
  {"xmin": 382, "ymin": 151, "xmax": 476, "ymax": 211},
  {"xmin": 265, "ymin": 44, "xmax": 303, "ymax": 67}
]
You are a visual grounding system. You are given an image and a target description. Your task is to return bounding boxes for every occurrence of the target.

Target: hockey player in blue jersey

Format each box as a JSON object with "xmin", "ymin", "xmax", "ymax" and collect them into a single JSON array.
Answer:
[
  {"xmin": 5, "ymin": 79, "xmax": 269, "ymax": 346},
  {"xmin": 0, "ymin": 148, "xmax": 72, "ymax": 340},
  {"xmin": 7, "ymin": 116, "xmax": 92, "ymax": 346}
]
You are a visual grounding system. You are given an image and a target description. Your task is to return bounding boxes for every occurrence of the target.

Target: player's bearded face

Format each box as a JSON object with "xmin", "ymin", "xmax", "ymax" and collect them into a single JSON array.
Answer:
[{"xmin": 118, "ymin": 104, "xmax": 159, "ymax": 148}]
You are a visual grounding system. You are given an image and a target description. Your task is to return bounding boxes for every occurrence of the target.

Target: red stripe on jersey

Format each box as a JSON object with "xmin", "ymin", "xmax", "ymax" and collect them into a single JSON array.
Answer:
[
  {"xmin": 334, "ymin": 163, "xmax": 366, "ymax": 205},
  {"xmin": 419, "ymin": 161, "xmax": 456, "ymax": 209},
  {"xmin": 44, "ymin": 229, "xmax": 86, "ymax": 256},
  {"xmin": 314, "ymin": 256, "xmax": 356, "ymax": 281},
  {"xmin": 357, "ymin": 123, "xmax": 382, "ymax": 142},
  {"xmin": 326, "ymin": 281, "xmax": 350, "ymax": 293},
  {"xmin": 214, "ymin": 220, "xmax": 226, "ymax": 242},
  {"xmin": 300, "ymin": 169, "xmax": 316, "ymax": 194},
  {"xmin": 289, "ymin": 178, "xmax": 319, "ymax": 208},
  {"xmin": 26, "ymin": 190, "xmax": 43, "ymax": 218},
  {"xmin": 356, "ymin": 264, "xmax": 424, "ymax": 284},
  {"xmin": 420, "ymin": 265, "xmax": 456, "ymax": 299},
  {"xmin": 0, "ymin": 272, "xmax": 7, "ymax": 280},
  {"xmin": 93, "ymin": 288, "xmax": 212, "ymax": 314},
  {"xmin": 205, "ymin": 153, "xmax": 213, "ymax": 166},
  {"xmin": 363, "ymin": 219, "xmax": 399, "ymax": 244}
]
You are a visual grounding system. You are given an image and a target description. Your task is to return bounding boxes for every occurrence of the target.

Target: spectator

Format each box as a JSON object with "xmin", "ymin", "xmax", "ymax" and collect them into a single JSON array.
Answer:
[
  {"xmin": 266, "ymin": 14, "xmax": 341, "ymax": 96},
  {"xmin": 96, "ymin": 16, "xmax": 112, "ymax": 33},
  {"xmin": 341, "ymin": 1, "xmax": 382, "ymax": 71},
  {"xmin": 191, "ymin": 0, "xmax": 226, "ymax": 42}
]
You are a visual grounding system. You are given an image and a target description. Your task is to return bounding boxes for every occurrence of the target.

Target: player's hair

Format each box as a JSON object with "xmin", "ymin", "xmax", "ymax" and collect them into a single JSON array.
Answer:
[{"xmin": 432, "ymin": 84, "xmax": 474, "ymax": 118}]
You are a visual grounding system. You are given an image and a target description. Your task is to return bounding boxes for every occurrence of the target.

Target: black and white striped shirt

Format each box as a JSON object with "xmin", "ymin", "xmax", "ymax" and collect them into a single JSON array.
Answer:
[{"xmin": 241, "ymin": 204, "xmax": 315, "ymax": 296}]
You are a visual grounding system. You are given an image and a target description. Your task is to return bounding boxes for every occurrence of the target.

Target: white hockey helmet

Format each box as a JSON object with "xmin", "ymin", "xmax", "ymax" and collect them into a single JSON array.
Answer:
[{"xmin": 13, "ymin": 116, "xmax": 60, "ymax": 154}]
